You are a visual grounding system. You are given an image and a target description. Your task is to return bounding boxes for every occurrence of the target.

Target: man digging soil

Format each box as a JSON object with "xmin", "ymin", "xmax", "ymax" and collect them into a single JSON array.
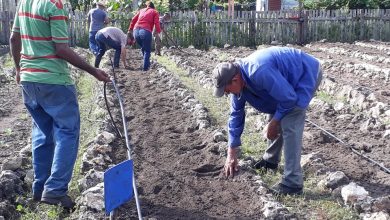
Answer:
[{"xmin": 213, "ymin": 46, "xmax": 322, "ymax": 195}]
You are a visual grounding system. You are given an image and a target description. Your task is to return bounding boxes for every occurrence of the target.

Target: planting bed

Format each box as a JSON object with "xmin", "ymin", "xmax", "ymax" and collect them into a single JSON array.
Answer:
[{"xmin": 0, "ymin": 41, "xmax": 389, "ymax": 219}]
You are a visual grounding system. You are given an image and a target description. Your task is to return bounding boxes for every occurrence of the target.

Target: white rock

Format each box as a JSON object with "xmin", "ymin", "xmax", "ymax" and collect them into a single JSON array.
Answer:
[
  {"xmin": 341, "ymin": 182, "xmax": 369, "ymax": 205},
  {"xmin": 213, "ymin": 131, "xmax": 226, "ymax": 143},
  {"xmin": 334, "ymin": 102, "xmax": 345, "ymax": 111},
  {"xmin": 19, "ymin": 144, "xmax": 32, "ymax": 157},
  {"xmin": 363, "ymin": 211, "xmax": 390, "ymax": 220},
  {"xmin": 94, "ymin": 131, "xmax": 116, "ymax": 145}
]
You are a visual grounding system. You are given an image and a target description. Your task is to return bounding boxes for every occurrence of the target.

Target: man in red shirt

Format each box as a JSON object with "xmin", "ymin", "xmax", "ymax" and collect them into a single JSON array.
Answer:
[{"xmin": 127, "ymin": 1, "xmax": 161, "ymax": 71}]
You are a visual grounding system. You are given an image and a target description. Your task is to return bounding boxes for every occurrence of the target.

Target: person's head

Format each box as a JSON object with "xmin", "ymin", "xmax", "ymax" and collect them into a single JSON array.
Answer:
[
  {"xmin": 96, "ymin": 0, "xmax": 106, "ymax": 8},
  {"xmin": 146, "ymin": 1, "xmax": 155, "ymax": 8},
  {"xmin": 212, "ymin": 62, "xmax": 244, "ymax": 97}
]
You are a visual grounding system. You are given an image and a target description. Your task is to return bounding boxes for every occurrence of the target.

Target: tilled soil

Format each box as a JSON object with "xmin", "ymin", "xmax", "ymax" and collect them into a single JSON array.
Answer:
[
  {"xmin": 111, "ymin": 55, "xmax": 267, "ymax": 219},
  {"xmin": 0, "ymin": 57, "xmax": 30, "ymax": 167},
  {"xmin": 159, "ymin": 42, "xmax": 390, "ymax": 199},
  {"xmin": 0, "ymin": 41, "xmax": 389, "ymax": 219}
]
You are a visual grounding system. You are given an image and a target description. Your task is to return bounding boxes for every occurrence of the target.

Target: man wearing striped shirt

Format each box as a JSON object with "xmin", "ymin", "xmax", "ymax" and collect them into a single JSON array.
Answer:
[{"xmin": 10, "ymin": 0, "xmax": 109, "ymax": 209}]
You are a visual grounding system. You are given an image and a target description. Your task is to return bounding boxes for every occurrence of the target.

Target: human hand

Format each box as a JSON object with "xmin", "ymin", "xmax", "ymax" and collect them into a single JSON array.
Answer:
[
  {"xmin": 224, "ymin": 147, "xmax": 239, "ymax": 178},
  {"xmin": 127, "ymin": 31, "xmax": 134, "ymax": 41},
  {"xmin": 92, "ymin": 68, "xmax": 110, "ymax": 82},
  {"xmin": 266, "ymin": 119, "xmax": 280, "ymax": 140}
]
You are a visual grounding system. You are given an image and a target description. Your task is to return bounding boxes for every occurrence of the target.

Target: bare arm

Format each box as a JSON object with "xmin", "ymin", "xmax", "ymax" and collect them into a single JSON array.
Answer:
[
  {"xmin": 9, "ymin": 31, "xmax": 21, "ymax": 83},
  {"xmin": 55, "ymin": 43, "xmax": 110, "ymax": 82},
  {"xmin": 104, "ymin": 16, "xmax": 110, "ymax": 24}
]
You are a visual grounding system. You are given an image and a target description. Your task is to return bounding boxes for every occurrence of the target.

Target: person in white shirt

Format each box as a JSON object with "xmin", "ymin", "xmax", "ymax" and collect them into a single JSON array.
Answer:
[{"xmin": 95, "ymin": 27, "xmax": 133, "ymax": 68}]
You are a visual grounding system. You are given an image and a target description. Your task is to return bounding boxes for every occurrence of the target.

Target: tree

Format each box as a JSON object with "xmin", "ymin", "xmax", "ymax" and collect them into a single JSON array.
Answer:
[
  {"xmin": 302, "ymin": 0, "xmax": 389, "ymax": 9},
  {"xmin": 155, "ymin": 0, "xmax": 170, "ymax": 13}
]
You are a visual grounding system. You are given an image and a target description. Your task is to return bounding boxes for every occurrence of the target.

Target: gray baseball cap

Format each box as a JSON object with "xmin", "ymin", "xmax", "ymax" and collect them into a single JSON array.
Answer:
[{"xmin": 212, "ymin": 62, "xmax": 238, "ymax": 97}]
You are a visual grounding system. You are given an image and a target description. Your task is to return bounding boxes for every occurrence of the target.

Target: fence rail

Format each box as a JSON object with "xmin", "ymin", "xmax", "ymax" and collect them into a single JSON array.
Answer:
[{"xmin": 1, "ymin": 9, "xmax": 390, "ymax": 48}]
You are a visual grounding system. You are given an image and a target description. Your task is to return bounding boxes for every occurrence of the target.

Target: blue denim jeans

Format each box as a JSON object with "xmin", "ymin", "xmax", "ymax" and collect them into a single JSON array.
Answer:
[
  {"xmin": 95, "ymin": 32, "xmax": 121, "ymax": 68},
  {"xmin": 134, "ymin": 28, "xmax": 152, "ymax": 71},
  {"xmin": 89, "ymin": 31, "xmax": 98, "ymax": 55},
  {"xmin": 21, "ymin": 82, "xmax": 80, "ymax": 198}
]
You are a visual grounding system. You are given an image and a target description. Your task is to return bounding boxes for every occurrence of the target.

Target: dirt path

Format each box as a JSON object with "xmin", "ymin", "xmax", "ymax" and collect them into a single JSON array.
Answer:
[{"xmin": 0, "ymin": 67, "xmax": 30, "ymax": 167}]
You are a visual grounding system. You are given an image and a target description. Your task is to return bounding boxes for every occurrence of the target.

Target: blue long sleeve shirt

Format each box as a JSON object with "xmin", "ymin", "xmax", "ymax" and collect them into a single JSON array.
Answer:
[{"xmin": 228, "ymin": 47, "xmax": 320, "ymax": 148}]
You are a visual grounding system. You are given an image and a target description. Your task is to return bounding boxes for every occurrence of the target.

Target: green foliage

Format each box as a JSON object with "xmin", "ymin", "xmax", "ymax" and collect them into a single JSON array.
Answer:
[
  {"xmin": 155, "ymin": 0, "xmax": 170, "ymax": 13},
  {"xmin": 69, "ymin": 0, "xmax": 80, "ymax": 10},
  {"xmin": 155, "ymin": 55, "xmax": 231, "ymax": 126},
  {"xmin": 76, "ymin": 33, "xmax": 89, "ymax": 48},
  {"xmin": 375, "ymin": 0, "xmax": 390, "ymax": 8},
  {"xmin": 167, "ymin": 0, "xmax": 206, "ymax": 11},
  {"xmin": 302, "ymin": 0, "xmax": 390, "ymax": 9},
  {"xmin": 103, "ymin": 0, "xmax": 134, "ymax": 29}
]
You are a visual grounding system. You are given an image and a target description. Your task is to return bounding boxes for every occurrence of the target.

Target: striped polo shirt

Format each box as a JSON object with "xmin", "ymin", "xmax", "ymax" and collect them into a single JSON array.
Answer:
[{"xmin": 12, "ymin": 0, "xmax": 72, "ymax": 85}]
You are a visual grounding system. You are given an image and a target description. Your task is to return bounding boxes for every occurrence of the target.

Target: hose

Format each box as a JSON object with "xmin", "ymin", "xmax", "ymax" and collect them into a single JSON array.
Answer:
[{"xmin": 306, "ymin": 119, "xmax": 390, "ymax": 174}]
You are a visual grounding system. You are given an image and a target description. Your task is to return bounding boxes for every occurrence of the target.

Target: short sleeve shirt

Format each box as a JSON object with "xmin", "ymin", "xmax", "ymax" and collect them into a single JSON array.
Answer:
[
  {"xmin": 88, "ymin": 8, "xmax": 107, "ymax": 32},
  {"xmin": 99, "ymin": 27, "xmax": 127, "ymax": 47},
  {"xmin": 12, "ymin": 0, "xmax": 72, "ymax": 85}
]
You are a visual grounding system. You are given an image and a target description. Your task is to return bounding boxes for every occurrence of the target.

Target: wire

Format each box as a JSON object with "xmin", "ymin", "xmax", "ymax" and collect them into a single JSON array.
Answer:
[
  {"xmin": 306, "ymin": 119, "xmax": 390, "ymax": 174},
  {"xmin": 104, "ymin": 81, "xmax": 122, "ymax": 138}
]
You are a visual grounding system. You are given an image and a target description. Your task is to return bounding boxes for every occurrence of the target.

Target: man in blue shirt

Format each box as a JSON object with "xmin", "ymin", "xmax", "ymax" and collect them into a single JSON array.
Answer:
[
  {"xmin": 87, "ymin": 1, "xmax": 109, "ymax": 55},
  {"xmin": 213, "ymin": 47, "xmax": 322, "ymax": 195}
]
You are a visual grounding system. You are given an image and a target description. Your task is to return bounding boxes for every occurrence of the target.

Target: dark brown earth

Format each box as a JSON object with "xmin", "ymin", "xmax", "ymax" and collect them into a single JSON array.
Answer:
[
  {"xmin": 153, "ymin": 42, "xmax": 390, "ymax": 199},
  {"xmin": 0, "ymin": 58, "xmax": 30, "ymax": 168},
  {"xmin": 111, "ymin": 54, "xmax": 267, "ymax": 219},
  {"xmin": 0, "ymin": 41, "xmax": 389, "ymax": 219}
]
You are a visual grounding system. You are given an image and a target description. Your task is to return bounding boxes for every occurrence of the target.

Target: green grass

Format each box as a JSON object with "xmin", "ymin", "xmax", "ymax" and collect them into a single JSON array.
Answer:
[
  {"xmin": 69, "ymin": 73, "xmax": 102, "ymax": 195},
  {"xmin": 156, "ymin": 55, "xmax": 231, "ymax": 126},
  {"xmin": 316, "ymin": 91, "xmax": 335, "ymax": 104},
  {"xmin": 17, "ymin": 202, "xmax": 66, "ymax": 220},
  {"xmin": 5, "ymin": 128, "xmax": 13, "ymax": 136},
  {"xmin": 317, "ymin": 90, "xmax": 347, "ymax": 105},
  {"xmin": 156, "ymin": 54, "xmax": 360, "ymax": 220},
  {"xmin": 216, "ymin": 53, "xmax": 229, "ymax": 61},
  {"xmin": 2, "ymin": 54, "xmax": 15, "ymax": 68}
]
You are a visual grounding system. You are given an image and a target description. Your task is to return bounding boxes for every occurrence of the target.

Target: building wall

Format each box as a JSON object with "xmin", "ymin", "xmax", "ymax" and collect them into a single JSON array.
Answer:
[{"xmin": 268, "ymin": 0, "xmax": 281, "ymax": 10}]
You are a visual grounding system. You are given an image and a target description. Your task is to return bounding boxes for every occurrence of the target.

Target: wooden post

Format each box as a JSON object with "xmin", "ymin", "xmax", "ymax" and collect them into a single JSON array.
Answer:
[
  {"xmin": 249, "ymin": 11, "xmax": 256, "ymax": 47},
  {"xmin": 297, "ymin": 1, "xmax": 304, "ymax": 45},
  {"xmin": 4, "ymin": 11, "xmax": 11, "ymax": 45},
  {"xmin": 228, "ymin": 0, "xmax": 234, "ymax": 18}
]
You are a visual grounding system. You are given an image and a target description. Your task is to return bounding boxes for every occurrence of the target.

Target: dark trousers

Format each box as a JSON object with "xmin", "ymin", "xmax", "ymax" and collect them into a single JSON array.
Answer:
[
  {"xmin": 89, "ymin": 31, "xmax": 98, "ymax": 55},
  {"xmin": 134, "ymin": 28, "xmax": 152, "ymax": 71},
  {"xmin": 95, "ymin": 32, "xmax": 121, "ymax": 68}
]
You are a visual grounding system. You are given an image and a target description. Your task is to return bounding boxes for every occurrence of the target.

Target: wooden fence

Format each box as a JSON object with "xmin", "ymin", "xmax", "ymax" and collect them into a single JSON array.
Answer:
[
  {"xmin": 0, "ymin": 11, "xmax": 13, "ymax": 45},
  {"xmin": 1, "ymin": 9, "xmax": 390, "ymax": 48}
]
